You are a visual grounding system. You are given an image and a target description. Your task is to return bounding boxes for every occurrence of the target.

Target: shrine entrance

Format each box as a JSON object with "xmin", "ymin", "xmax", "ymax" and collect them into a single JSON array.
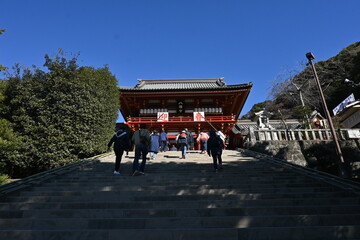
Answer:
[{"xmin": 119, "ymin": 78, "xmax": 252, "ymax": 149}]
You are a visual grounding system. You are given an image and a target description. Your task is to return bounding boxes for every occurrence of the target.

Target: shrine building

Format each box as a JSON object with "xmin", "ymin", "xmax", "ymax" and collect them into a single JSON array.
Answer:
[{"xmin": 119, "ymin": 78, "xmax": 252, "ymax": 148}]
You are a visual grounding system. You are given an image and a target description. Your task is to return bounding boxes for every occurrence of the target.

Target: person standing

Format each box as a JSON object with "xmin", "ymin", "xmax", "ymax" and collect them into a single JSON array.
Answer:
[
  {"xmin": 159, "ymin": 129, "xmax": 168, "ymax": 152},
  {"xmin": 177, "ymin": 130, "xmax": 188, "ymax": 159},
  {"xmin": 107, "ymin": 126, "xmax": 130, "ymax": 175},
  {"xmin": 207, "ymin": 130, "xmax": 225, "ymax": 172},
  {"xmin": 197, "ymin": 131, "xmax": 209, "ymax": 154},
  {"xmin": 149, "ymin": 130, "xmax": 160, "ymax": 160},
  {"xmin": 132, "ymin": 123, "xmax": 151, "ymax": 176}
]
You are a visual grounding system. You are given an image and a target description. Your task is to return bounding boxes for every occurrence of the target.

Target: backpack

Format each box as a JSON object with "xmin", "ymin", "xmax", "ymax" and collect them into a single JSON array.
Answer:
[
  {"xmin": 216, "ymin": 136, "xmax": 224, "ymax": 149},
  {"xmin": 139, "ymin": 130, "xmax": 148, "ymax": 144},
  {"xmin": 180, "ymin": 133, "xmax": 186, "ymax": 139},
  {"xmin": 209, "ymin": 136, "xmax": 223, "ymax": 149}
]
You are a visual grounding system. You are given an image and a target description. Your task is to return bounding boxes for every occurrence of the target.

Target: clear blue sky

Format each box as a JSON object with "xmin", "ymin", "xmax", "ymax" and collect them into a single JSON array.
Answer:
[{"xmin": 1, "ymin": 0, "xmax": 359, "ymax": 122}]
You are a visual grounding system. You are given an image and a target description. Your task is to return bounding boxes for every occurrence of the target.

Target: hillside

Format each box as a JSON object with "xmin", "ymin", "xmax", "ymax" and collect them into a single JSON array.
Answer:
[{"xmin": 243, "ymin": 41, "xmax": 360, "ymax": 121}]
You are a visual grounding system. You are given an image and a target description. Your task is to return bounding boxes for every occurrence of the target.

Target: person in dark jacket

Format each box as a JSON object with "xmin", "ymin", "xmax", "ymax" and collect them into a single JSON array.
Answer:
[
  {"xmin": 185, "ymin": 128, "xmax": 194, "ymax": 150},
  {"xmin": 207, "ymin": 130, "xmax": 225, "ymax": 172},
  {"xmin": 159, "ymin": 129, "xmax": 168, "ymax": 152},
  {"xmin": 132, "ymin": 123, "xmax": 151, "ymax": 176},
  {"xmin": 107, "ymin": 126, "xmax": 130, "ymax": 175},
  {"xmin": 149, "ymin": 130, "xmax": 160, "ymax": 160}
]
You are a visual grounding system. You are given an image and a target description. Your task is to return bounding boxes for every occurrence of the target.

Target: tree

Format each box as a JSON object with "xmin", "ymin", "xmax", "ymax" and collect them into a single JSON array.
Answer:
[
  {"xmin": 0, "ymin": 80, "xmax": 19, "ymax": 183},
  {"xmin": 0, "ymin": 29, "xmax": 6, "ymax": 72},
  {"xmin": 241, "ymin": 100, "xmax": 273, "ymax": 120},
  {"xmin": 4, "ymin": 52, "xmax": 119, "ymax": 177}
]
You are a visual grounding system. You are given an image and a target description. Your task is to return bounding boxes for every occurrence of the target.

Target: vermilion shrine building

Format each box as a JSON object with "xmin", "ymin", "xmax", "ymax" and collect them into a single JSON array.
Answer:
[{"xmin": 119, "ymin": 78, "xmax": 252, "ymax": 148}]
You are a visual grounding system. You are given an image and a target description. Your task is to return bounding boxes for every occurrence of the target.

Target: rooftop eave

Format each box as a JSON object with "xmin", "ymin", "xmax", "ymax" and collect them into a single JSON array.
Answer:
[{"xmin": 118, "ymin": 82, "xmax": 253, "ymax": 92}]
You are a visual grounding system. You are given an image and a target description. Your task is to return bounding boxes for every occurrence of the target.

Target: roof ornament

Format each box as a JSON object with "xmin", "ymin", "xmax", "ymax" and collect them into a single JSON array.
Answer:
[
  {"xmin": 135, "ymin": 79, "xmax": 144, "ymax": 88},
  {"xmin": 216, "ymin": 77, "xmax": 226, "ymax": 87}
]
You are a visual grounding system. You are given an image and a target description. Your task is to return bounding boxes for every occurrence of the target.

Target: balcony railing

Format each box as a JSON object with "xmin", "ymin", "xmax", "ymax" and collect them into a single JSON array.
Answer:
[
  {"xmin": 127, "ymin": 115, "xmax": 235, "ymax": 123},
  {"xmin": 247, "ymin": 128, "xmax": 360, "ymax": 142}
]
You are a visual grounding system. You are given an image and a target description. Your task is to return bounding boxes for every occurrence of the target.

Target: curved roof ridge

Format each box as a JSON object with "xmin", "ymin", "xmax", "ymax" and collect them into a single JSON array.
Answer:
[{"xmin": 135, "ymin": 78, "xmax": 225, "ymax": 88}]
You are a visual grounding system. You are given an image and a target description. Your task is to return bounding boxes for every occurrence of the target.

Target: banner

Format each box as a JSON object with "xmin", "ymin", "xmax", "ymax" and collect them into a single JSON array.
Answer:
[
  {"xmin": 193, "ymin": 112, "xmax": 205, "ymax": 121},
  {"xmin": 157, "ymin": 112, "xmax": 169, "ymax": 122},
  {"xmin": 332, "ymin": 93, "xmax": 355, "ymax": 116}
]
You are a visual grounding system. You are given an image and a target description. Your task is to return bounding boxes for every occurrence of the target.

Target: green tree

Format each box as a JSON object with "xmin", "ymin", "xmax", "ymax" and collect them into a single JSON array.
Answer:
[
  {"xmin": 5, "ymin": 52, "xmax": 119, "ymax": 177},
  {"xmin": 0, "ymin": 81, "xmax": 16, "ymax": 183},
  {"xmin": 241, "ymin": 100, "xmax": 273, "ymax": 120}
]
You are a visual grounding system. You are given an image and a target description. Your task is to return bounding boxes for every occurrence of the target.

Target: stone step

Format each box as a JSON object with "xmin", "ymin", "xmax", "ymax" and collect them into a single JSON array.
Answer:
[
  {"xmin": 36, "ymin": 175, "xmax": 330, "ymax": 184},
  {"xmin": 1, "ymin": 226, "xmax": 360, "ymax": 240},
  {"xmin": 23, "ymin": 183, "xmax": 334, "ymax": 193},
  {"xmin": 237, "ymin": 225, "xmax": 360, "ymax": 240},
  {"xmin": 1, "ymin": 197, "xmax": 359, "ymax": 210},
  {"xmin": 4, "ymin": 190, "xmax": 355, "ymax": 203},
  {"xmin": 1, "ymin": 205, "xmax": 360, "ymax": 219},
  {"xmin": 1, "ymin": 214, "xmax": 360, "ymax": 230},
  {"xmin": 49, "ymin": 170, "xmax": 313, "ymax": 177},
  {"xmin": 1, "ymin": 150, "xmax": 359, "ymax": 239},
  {"xmin": 16, "ymin": 186, "xmax": 340, "ymax": 197},
  {"xmin": 41, "ymin": 178, "xmax": 323, "ymax": 187}
]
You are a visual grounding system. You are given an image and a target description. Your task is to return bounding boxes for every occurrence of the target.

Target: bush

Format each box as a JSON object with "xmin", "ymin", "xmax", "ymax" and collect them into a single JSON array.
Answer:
[
  {"xmin": 3, "ymin": 53, "xmax": 118, "ymax": 178},
  {"xmin": 304, "ymin": 141, "xmax": 360, "ymax": 178},
  {"xmin": 0, "ymin": 174, "xmax": 9, "ymax": 185}
]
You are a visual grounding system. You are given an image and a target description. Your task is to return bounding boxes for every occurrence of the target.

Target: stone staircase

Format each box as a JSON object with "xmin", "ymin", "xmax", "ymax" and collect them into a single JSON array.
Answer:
[{"xmin": 1, "ymin": 150, "xmax": 360, "ymax": 240}]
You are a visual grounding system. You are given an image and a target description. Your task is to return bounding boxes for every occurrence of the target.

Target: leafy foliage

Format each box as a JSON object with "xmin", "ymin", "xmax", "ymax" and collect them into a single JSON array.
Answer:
[
  {"xmin": 0, "ymin": 80, "xmax": 20, "ymax": 182},
  {"xmin": 241, "ymin": 100, "xmax": 273, "ymax": 120},
  {"xmin": 3, "ymin": 53, "xmax": 118, "ymax": 178}
]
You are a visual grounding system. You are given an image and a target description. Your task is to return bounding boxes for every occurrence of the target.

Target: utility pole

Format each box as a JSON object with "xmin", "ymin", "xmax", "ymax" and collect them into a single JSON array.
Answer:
[{"xmin": 306, "ymin": 52, "xmax": 349, "ymax": 178}]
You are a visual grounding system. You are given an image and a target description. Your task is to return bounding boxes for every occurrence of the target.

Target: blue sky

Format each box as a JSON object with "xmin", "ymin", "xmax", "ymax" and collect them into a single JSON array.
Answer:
[{"xmin": 1, "ymin": 0, "xmax": 359, "ymax": 122}]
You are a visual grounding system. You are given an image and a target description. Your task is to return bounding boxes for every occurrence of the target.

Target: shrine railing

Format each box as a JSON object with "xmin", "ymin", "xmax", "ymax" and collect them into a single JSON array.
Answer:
[
  {"xmin": 247, "ymin": 128, "xmax": 360, "ymax": 142},
  {"xmin": 127, "ymin": 115, "xmax": 235, "ymax": 123}
]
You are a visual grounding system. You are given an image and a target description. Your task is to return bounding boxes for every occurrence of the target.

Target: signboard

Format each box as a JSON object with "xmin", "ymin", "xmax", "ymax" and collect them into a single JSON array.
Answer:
[
  {"xmin": 342, "ymin": 110, "xmax": 360, "ymax": 129},
  {"xmin": 332, "ymin": 93, "xmax": 355, "ymax": 116},
  {"xmin": 157, "ymin": 112, "xmax": 169, "ymax": 122},
  {"xmin": 347, "ymin": 129, "xmax": 360, "ymax": 139},
  {"xmin": 177, "ymin": 100, "xmax": 185, "ymax": 114},
  {"xmin": 193, "ymin": 112, "xmax": 205, "ymax": 121}
]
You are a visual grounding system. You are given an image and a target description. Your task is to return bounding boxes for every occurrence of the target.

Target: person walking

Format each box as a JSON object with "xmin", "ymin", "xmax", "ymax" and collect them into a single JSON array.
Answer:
[
  {"xmin": 159, "ymin": 129, "xmax": 168, "ymax": 152},
  {"xmin": 149, "ymin": 130, "xmax": 160, "ymax": 160},
  {"xmin": 197, "ymin": 131, "xmax": 209, "ymax": 154},
  {"xmin": 176, "ymin": 130, "xmax": 188, "ymax": 159},
  {"xmin": 207, "ymin": 130, "xmax": 225, "ymax": 172},
  {"xmin": 132, "ymin": 123, "xmax": 151, "ymax": 176},
  {"xmin": 185, "ymin": 128, "xmax": 194, "ymax": 150},
  {"xmin": 107, "ymin": 126, "xmax": 130, "ymax": 175}
]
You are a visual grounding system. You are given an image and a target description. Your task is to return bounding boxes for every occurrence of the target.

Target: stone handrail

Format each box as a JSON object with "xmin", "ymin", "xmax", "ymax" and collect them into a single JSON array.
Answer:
[{"xmin": 247, "ymin": 128, "xmax": 360, "ymax": 142}]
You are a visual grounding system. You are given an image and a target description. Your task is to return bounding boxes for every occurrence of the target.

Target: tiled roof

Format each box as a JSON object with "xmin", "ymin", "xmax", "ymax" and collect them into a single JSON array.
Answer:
[
  {"xmin": 119, "ymin": 78, "xmax": 252, "ymax": 91},
  {"xmin": 139, "ymin": 82, "xmax": 222, "ymax": 89}
]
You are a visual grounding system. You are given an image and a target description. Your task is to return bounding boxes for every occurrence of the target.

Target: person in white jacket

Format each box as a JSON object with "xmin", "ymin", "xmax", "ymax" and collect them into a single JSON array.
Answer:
[{"xmin": 197, "ymin": 131, "xmax": 209, "ymax": 154}]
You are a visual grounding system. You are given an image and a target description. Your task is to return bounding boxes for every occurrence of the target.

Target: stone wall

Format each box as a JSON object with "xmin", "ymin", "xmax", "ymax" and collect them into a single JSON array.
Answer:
[{"xmin": 243, "ymin": 140, "xmax": 360, "ymax": 178}]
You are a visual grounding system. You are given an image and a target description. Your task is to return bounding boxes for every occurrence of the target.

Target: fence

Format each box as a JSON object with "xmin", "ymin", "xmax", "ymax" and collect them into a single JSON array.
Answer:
[{"xmin": 248, "ymin": 128, "xmax": 360, "ymax": 142}]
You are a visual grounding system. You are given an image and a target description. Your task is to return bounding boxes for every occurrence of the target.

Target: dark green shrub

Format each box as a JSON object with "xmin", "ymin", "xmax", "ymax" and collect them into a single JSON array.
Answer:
[{"xmin": 4, "ymin": 53, "xmax": 118, "ymax": 178}]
